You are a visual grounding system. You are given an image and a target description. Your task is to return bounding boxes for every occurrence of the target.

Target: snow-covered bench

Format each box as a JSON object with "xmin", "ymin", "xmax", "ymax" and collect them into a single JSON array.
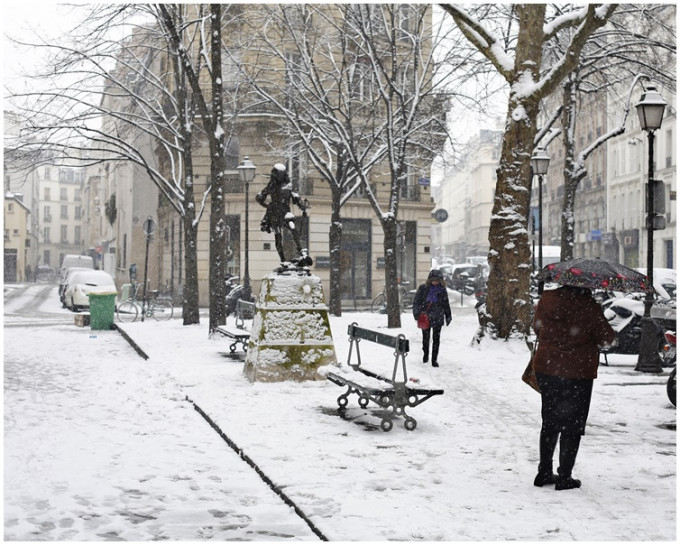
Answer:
[
  {"xmin": 326, "ymin": 323, "xmax": 443, "ymax": 431},
  {"xmin": 216, "ymin": 299, "xmax": 255, "ymax": 353}
]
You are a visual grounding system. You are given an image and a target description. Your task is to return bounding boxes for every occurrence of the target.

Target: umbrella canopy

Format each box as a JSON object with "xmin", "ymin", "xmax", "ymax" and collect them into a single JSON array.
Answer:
[{"xmin": 537, "ymin": 258, "xmax": 649, "ymax": 293}]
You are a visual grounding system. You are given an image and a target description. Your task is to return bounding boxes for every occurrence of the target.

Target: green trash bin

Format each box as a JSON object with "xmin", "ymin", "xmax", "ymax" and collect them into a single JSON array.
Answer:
[{"xmin": 88, "ymin": 291, "xmax": 118, "ymax": 330}]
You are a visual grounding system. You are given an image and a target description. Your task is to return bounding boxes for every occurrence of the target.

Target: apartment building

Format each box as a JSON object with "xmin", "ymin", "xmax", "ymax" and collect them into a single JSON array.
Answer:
[
  {"xmin": 95, "ymin": 4, "xmax": 443, "ymax": 306},
  {"xmin": 434, "ymin": 128, "xmax": 502, "ymax": 263},
  {"xmin": 3, "ymin": 192, "xmax": 30, "ymax": 282}
]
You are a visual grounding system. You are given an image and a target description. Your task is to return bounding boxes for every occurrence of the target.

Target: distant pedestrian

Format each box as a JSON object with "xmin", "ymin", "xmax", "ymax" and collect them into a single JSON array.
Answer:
[
  {"xmin": 25, "ymin": 264, "xmax": 32, "ymax": 283},
  {"xmin": 412, "ymin": 269, "xmax": 452, "ymax": 367},
  {"xmin": 532, "ymin": 285, "xmax": 616, "ymax": 490}
]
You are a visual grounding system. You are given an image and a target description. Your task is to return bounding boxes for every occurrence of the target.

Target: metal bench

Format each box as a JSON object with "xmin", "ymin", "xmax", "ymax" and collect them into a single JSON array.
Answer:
[
  {"xmin": 326, "ymin": 322, "xmax": 443, "ymax": 431},
  {"xmin": 216, "ymin": 299, "xmax": 255, "ymax": 353}
]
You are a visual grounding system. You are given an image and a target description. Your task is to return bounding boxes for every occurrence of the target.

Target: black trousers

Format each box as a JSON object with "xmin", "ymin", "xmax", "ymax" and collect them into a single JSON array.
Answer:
[
  {"xmin": 536, "ymin": 373, "xmax": 594, "ymax": 436},
  {"xmin": 422, "ymin": 325, "xmax": 442, "ymax": 362},
  {"xmin": 535, "ymin": 372, "xmax": 594, "ymax": 477}
]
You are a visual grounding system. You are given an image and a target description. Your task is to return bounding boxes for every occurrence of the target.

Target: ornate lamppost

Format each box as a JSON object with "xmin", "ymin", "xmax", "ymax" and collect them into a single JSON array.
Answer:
[
  {"xmin": 531, "ymin": 147, "xmax": 550, "ymax": 295},
  {"xmin": 238, "ymin": 157, "xmax": 256, "ymax": 301},
  {"xmin": 634, "ymin": 84, "xmax": 667, "ymax": 374}
]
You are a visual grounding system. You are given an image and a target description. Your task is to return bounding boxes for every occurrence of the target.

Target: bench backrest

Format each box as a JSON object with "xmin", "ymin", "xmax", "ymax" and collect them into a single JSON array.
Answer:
[
  {"xmin": 235, "ymin": 298, "xmax": 256, "ymax": 329},
  {"xmin": 347, "ymin": 323, "xmax": 409, "ymax": 354},
  {"xmin": 236, "ymin": 299, "xmax": 256, "ymax": 314}
]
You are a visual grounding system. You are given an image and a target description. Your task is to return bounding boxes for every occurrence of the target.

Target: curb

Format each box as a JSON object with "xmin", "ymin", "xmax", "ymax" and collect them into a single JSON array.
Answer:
[{"xmin": 112, "ymin": 323, "xmax": 149, "ymax": 360}]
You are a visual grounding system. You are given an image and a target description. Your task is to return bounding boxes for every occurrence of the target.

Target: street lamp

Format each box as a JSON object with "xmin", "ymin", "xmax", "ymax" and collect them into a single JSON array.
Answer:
[
  {"xmin": 634, "ymin": 84, "xmax": 667, "ymax": 374},
  {"xmin": 531, "ymin": 147, "xmax": 550, "ymax": 294},
  {"xmin": 238, "ymin": 156, "xmax": 256, "ymax": 301}
]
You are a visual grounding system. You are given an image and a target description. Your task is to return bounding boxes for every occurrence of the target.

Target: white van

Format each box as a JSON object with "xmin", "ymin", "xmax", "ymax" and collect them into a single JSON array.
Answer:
[{"xmin": 59, "ymin": 255, "xmax": 95, "ymax": 305}]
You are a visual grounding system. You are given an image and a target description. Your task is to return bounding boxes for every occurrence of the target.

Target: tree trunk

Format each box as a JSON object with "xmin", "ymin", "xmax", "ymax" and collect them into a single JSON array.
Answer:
[
  {"xmin": 208, "ymin": 4, "xmax": 227, "ymax": 333},
  {"xmin": 382, "ymin": 215, "xmax": 401, "ymax": 328},
  {"xmin": 328, "ymin": 186, "xmax": 343, "ymax": 317},
  {"xmin": 484, "ymin": 6, "xmax": 545, "ymax": 339},
  {"xmin": 485, "ymin": 106, "xmax": 537, "ymax": 338},
  {"xmin": 182, "ymin": 160, "xmax": 200, "ymax": 325}
]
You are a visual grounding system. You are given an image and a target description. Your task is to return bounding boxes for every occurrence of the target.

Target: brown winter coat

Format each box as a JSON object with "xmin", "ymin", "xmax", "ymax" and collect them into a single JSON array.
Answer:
[{"xmin": 532, "ymin": 286, "xmax": 616, "ymax": 380}]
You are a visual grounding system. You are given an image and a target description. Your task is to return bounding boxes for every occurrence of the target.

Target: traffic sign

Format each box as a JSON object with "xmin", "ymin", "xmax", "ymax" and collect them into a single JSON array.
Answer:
[{"xmin": 143, "ymin": 217, "xmax": 157, "ymax": 236}]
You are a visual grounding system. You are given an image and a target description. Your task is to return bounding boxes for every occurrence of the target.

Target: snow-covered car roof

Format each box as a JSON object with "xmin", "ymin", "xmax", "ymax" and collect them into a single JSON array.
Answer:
[{"xmin": 68, "ymin": 270, "xmax": 115, "ymax": 286}]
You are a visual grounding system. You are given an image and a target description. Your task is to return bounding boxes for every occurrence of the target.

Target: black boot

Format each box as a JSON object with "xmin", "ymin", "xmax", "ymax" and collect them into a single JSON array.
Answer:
[
  {"xmin": 534, "ymin": 430, "xmax": 559, "ymax": 487},
  {"xmin": 556, "ymin": 434, "xmax": 582, "ymax": 490}
]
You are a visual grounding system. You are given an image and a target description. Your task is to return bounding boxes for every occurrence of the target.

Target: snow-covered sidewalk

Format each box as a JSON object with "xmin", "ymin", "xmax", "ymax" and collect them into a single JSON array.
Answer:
[
  {"xmin": 4, "ymin": 286, "xmax": 676, "ymax": 540},
  {"xmin": 4, "ymin": 325, "xmax": 317, "ymax": 540}
]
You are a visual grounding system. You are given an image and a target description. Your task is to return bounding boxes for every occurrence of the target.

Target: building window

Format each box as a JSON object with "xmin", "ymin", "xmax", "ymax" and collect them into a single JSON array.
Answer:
[
  {"xmin": 74, "ymin": 206, "xmax": 81, "ymax": 220},
  {"xmin": 74, "ymin": 226, "xmax": 81, "ymax": 244},
  {"xmin": 7, "ymin": 203, "xmax": 14, "ymax": 213},
  {"xmin": 75, "ymin": 188, "xmax": 81, "ymax": 201},
  {"xmin": 60, "ymin": 188, "xmax": 68, "ymax": 201},
  {"xmin": 60, "ymin": 225, "xmax": 68, "ymax": 243},
  {"xmin": 61, "ymin": 205, "xmax": 68, "ymax": 219},
  {"xmin": 44, "ymin": 187, "xmax": 51, "ymax": 201},
  {"xmin": 43, "ymin": 227, "xmax": 50, "ymax": 243}
]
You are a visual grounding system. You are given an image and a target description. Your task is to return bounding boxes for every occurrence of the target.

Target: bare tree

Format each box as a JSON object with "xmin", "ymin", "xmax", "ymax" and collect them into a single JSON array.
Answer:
[
  {"xmin": 545, "ymin": 5, "xmax": 676, "ymax": 260},
  {"xmin": 240, "ymin": 5, "xmax": 451, "ymax": 327},
  {"xmin": 156, "ymin": 4, "xmax": 248, "ymax": 334},
  {"xmin": 5, "ymin": 4, "xmax": 205, "ymax": 325},
  {"xmin": 441, "ymin": 3, "xmax": 617, "ymax": 339}
]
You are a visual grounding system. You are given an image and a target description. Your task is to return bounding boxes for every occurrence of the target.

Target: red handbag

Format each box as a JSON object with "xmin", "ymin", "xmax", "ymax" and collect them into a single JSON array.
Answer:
[{"xmin": 417, "ymin": 303, "xmax": 432, "ymax": 329}]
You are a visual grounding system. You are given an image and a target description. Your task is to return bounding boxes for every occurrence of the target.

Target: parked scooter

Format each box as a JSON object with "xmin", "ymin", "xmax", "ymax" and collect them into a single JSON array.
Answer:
[
  {"xmin": 225, "ymin": 274, "xmax": 257, "ymax": 316},
  {"xmin": 662, "ymin": 331, "xmax": 676, "ymax": 407},
  {"xmin": 603, "ymin": 298, "xmax": 666, "ymax": 356}
]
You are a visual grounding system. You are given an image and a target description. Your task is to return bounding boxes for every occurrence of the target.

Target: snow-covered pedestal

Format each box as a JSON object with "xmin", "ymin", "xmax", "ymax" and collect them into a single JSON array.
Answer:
[{"xmin": 243, "ymin": 273, "xmax": 337, "ymax": 382}]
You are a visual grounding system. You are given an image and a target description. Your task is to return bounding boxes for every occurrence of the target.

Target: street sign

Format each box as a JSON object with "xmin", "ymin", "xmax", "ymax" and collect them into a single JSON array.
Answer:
[
  {"xmin": 432, "ymin": 209, "xmax": 448, "ymax": 223},
  {"xmin": 418, "ymin": 177, "xmax": 430, "ymax": 186},
  {"xmin": 588, "ymin": 229, "xmax": 602, "ymax": 241}
]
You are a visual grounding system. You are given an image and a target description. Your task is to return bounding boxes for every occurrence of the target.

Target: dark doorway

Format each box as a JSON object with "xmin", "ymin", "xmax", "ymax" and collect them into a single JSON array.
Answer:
[{"xmin": 340, "ymin": 219, "xmax": 371, "ymax": 299}]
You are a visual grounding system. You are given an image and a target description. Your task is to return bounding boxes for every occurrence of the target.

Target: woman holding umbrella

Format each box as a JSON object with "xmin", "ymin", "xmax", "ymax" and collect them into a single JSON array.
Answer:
[{"xmin": 532, "ymin": 259, "xmax": 630, "ymax": 490}]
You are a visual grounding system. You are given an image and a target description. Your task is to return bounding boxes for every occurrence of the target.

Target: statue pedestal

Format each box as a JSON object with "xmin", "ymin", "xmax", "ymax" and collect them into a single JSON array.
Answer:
[{"xmin": 243, "ymin": 273, "xmax": 337, "ymax": 382}]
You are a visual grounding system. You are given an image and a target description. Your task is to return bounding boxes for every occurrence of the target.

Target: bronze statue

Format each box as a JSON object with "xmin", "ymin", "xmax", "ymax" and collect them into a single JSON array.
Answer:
[{"xmin": 256, "ymin": 163, "xmax": 312, "ymax": 268}]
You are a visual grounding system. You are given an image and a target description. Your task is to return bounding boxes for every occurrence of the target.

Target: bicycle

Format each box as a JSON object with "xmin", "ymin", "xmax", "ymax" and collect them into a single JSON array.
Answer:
[
  {"xmin": 371, "ymin": 280, "xmax": 414, "ymax": 313},
  {"xmin": 116, "ymin": 282, "xmax": 174, "ymax": 322}
]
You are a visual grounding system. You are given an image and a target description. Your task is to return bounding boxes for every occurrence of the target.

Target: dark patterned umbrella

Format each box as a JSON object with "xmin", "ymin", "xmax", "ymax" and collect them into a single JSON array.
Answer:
[{"xmin": 537, "ymin": 258, "xmax": 649, "ymax": 293}]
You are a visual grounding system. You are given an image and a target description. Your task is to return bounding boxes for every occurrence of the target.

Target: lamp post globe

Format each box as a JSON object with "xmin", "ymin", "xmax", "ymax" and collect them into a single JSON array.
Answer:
[
  {"xmin": 635, "ymin": 85, "xmax": 667, "ymax": 132},
  {"xmin": 238, "ymin": 157, "xmax": 256, "ymax": 302},
  {"xmin": 634, "ymin": 85, "xmax": 667, "ymax": 374},
  {"xmin": 531, "ymin": 147, "xmax": 550, "ymax": 294},
  {"xmin": 530, "ymin": 147, "xmax": 550, "ymax": 176}
]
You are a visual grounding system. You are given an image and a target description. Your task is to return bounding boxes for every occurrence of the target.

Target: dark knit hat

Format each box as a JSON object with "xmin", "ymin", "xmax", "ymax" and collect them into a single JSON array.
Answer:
[{"xmin": 428, "ymin": 269, "xmax": 443, "ymax": 279}]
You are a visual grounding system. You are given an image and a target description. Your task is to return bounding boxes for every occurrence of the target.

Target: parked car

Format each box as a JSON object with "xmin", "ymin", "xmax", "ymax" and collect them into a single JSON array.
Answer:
[
  {"xmin": 58, "ymin": 255, "xmax": 94, "ymax": 303},
  {"xmin": 64, "ymin": 270, "xmax": 117, "ymax": 312},
  {"xmin": 439, "ymin": 263, "xmax": 483, "ymax": 294},
  {"xmin": 59, "ymin": 267, "xmax": 92, "ymax": 307},
  {"xmin": 35, "ymin": 265, "xmax": 56, "ymax": 283},
  {"xmin": 636, "ymin": 268, "xmax": 676, "ymax": 300}
]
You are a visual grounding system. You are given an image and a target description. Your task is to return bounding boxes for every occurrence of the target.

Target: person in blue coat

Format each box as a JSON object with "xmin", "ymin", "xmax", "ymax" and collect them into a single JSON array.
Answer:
[{"xmin": 412, "ymin": 269, "xmax": 452, "ymax": 367}]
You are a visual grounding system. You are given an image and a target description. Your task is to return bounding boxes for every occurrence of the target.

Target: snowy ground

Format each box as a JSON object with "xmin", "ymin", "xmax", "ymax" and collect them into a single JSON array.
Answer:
[{"xmin": 3, "ymin": 283, "xmax": 677, "ymax": 541}]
